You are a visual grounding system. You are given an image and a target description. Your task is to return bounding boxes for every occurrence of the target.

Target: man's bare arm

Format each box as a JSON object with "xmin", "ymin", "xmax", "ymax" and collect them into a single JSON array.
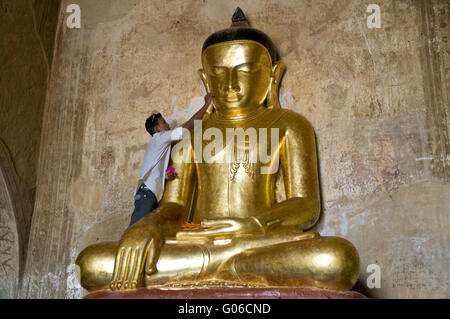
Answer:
[{"xmin": 182, "ymin": 93, "xmax": 213, "ymax": 130}]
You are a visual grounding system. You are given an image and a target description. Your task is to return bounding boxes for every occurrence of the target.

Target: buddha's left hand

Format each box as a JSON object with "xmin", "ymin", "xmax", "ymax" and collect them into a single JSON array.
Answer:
[{"xmin": 176, "ymin": 217, "xmax": 265, "ymax": 240}]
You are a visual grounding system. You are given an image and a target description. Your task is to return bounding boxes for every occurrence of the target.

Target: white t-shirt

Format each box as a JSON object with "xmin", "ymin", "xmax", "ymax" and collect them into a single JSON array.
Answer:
[{"xmin": 135, "ymin": 127, "xmax": 183, "ymax": 201}]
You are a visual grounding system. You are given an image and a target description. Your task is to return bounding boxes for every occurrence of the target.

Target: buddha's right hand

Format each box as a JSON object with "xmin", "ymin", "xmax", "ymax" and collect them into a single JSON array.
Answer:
[{"xmin": 109, "ymin": 219, "xmax": 163, "ymax": 291}]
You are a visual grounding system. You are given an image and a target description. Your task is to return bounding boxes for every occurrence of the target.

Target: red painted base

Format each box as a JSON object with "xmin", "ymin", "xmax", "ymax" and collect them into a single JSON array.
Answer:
[{"xmin": 85, "ymin": 287, "xmax": 368, "ymax": 299}]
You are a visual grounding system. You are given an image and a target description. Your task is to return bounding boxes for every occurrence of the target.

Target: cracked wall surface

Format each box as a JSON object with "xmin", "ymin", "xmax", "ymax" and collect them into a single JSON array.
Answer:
[{"xmin": 20, "ymin": 0, "xmax": 449, "ymax": 298}]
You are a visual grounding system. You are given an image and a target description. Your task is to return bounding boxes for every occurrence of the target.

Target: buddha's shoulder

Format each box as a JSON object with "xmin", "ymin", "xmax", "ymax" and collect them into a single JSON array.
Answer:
[{"xmin": 267, "ymin": 108, "xmax": 315, "ymax": 131}]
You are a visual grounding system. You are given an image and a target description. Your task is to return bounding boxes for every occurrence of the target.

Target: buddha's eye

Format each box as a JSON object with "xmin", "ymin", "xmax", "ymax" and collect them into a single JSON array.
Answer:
[
  {"xmin": 210, "ymin": 67, "xmax": 227, "ymax": 76},
  {"xmin": 237, "ymin": 63, "xmax": 260, "ymax": 74}
]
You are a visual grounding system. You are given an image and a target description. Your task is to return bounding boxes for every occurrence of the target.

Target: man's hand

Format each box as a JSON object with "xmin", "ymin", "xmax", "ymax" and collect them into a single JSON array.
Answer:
[
  {"xmin": 109, "ymin": 216, "xmax": 163, "ymax": 291},
  {"xmin": 175, "ymin": 217, "xmax": 265, "ymax": 241},
  {"xmin": 204, "ymin": 93, "xmax": 213, "ymax": 107},
  {"xmin": 165, "ymin": 170, "xmax": 177, "ymax": 181},
  {"xmin": 182, "ymin": 93, "xmax": 215, "ymax": 130}
]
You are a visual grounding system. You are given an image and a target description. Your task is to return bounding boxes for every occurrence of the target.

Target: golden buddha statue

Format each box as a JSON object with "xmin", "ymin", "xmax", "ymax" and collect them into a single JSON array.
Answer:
[{"xmin": 76, "ymin": 8, "xmax": 360, "ymax": 293}]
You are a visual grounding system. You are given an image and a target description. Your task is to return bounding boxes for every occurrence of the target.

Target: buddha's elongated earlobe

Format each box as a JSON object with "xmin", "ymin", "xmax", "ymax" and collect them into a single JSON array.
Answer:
[
  {"xmin": 198, "ymin": 69, "xmax": 214, "ymax": 114},
  {"xmin": 267, "ymin": 61, "xmax": 286, "ymax": 109}
]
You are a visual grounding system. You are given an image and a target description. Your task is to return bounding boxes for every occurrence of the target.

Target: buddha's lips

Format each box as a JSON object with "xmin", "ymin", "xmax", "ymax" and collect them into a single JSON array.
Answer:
[{"xmin": 222, "ymin": 94, "xmax": 242, "ymax": 102}]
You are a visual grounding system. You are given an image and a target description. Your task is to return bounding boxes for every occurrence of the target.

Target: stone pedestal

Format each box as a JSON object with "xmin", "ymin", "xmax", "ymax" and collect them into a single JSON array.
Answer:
[{"xmin": 84, "ymin": 287, "xmax": 368, "ymax": 299}]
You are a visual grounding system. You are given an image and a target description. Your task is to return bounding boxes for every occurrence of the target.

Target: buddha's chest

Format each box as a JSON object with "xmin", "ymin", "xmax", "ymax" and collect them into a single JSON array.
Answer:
[
  {"xmin": 190, "ymin": 125, "xmax": 282, "ymax": 209},
  {"xmin": 191, "ymin": 125, "xmax": 282, "ymax": 168}
]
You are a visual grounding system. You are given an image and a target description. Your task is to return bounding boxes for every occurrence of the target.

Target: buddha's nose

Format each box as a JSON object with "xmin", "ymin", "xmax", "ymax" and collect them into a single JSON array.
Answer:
[{"xmin": 226, "ymin": 68, "xmax": 240, "ymax": 93}]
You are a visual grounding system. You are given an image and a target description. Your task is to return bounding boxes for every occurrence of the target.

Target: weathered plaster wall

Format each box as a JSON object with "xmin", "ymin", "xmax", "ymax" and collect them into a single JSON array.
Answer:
[
  {"xmin": 22, "ymin": 0, "xmax": 448, "ymax": 298},
  {"xmin": 0, "ymin": 142, "xmax": 21, "ymax": 298},
  {"xmin": 0, "ymin": 0, "xmax": 60, "ymax": 298}
]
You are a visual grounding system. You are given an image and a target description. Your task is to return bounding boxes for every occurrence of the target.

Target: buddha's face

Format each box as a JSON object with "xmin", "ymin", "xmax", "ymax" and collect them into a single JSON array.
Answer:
[{"xmin": 201, "ymin": 40, "xmax": 273, "ymax": 114}]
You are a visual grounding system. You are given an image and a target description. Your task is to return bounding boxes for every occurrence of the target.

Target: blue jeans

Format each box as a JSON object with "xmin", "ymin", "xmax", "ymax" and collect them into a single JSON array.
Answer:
[{"xmin": 129, "ymin": 184, "xmax": 159, "ymax": 226}]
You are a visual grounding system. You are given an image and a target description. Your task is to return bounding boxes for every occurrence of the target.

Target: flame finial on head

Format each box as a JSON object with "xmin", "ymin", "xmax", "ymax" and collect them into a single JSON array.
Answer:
[
  {"xmin": 202, "ymin": 7, "xmax": 279, "ymax": 62},
  {"xmin": 231, "ymin": 7, "xmax": 249, "ymax": 27}
]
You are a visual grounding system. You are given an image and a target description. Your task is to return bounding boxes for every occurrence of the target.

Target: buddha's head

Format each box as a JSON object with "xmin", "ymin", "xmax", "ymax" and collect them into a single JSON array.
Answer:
[{"xmin": 199, "ymin": 8, "xmax": 285, "ymax": 116}]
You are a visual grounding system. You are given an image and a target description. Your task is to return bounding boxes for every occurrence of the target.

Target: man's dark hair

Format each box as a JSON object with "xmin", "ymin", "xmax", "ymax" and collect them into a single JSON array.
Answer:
[{"xmin": 145, "ymin": 113, "xmax": 162, "ymax": 136}]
